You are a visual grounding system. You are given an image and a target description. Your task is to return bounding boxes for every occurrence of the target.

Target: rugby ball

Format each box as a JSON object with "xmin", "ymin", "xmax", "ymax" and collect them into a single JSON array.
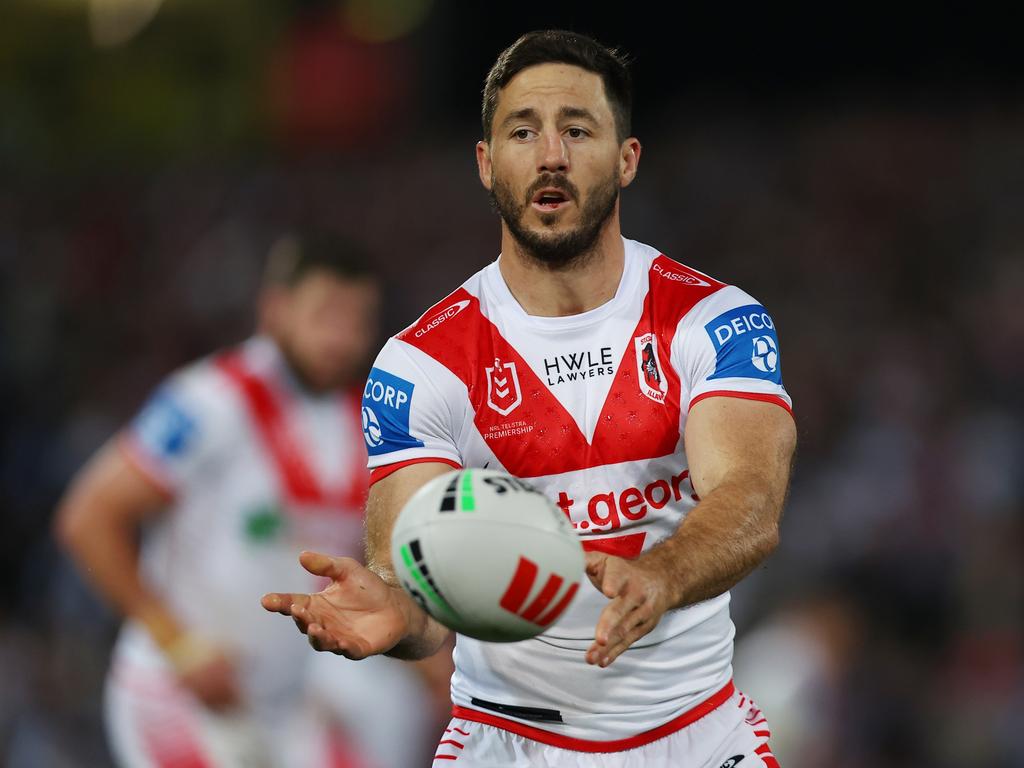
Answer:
[{"xmin": 391, "ymin": 469, "xmax": 584, "ymax": 642}]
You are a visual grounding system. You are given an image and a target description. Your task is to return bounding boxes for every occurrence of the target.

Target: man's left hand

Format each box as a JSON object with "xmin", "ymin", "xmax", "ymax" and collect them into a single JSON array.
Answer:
[{"xmin": 584, "ymin": 551, "xmax": 675, "ymax": 668}]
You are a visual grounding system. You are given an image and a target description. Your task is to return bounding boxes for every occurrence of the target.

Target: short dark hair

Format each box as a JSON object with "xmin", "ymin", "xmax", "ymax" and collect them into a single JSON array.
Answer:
[
  {"xmin": 263, "ymin": 231, "xmax": 376, "ymax": 288},
  {"xmin": 482, "ymin": 30, "xmax": 633, "ymax": 143}
]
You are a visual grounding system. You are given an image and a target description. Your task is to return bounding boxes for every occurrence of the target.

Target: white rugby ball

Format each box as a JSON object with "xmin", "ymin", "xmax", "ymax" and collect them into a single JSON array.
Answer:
[{"xmin": 391, "ymin": 468, "xmax": 584, "ymax": 642}]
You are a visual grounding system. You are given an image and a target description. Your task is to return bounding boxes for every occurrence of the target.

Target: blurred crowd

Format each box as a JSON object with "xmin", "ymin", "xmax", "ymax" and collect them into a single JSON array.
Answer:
[{"xmin": 2, "ymin": 32, "xmax": 1023, "ymax": 767}]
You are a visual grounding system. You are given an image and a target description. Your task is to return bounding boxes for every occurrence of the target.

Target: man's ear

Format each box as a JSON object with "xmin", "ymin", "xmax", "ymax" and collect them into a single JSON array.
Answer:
[
  {"xmin": 257, "ymin": 286, "xmax": 288, "ymax": 334},
  {"xmin": 619, "ymin": 138, "xmax": 642, "ymax": 188},
  {"xmin": 476, "ymin": 140, "xmax": 493, "ymax": 191}
]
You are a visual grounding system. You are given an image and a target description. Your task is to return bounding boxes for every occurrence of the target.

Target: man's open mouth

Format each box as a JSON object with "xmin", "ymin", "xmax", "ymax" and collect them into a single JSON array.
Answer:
[{"xmin": 531, "ymin": 188, "xmax": 571, "ymax": 211}]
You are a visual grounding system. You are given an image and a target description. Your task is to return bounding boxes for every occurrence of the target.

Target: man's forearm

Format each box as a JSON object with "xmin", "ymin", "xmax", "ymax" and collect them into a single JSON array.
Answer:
[
  {"xmin": 387, "ymin": 586, "xmax": 452, "ymax": 660},
  {"xmin": 640, "ymin": 475, "xmax": 783, "ymax": 609},
  {"xmin": 58, "ymin": 511, "xmax": 185, "ymax": 646}
]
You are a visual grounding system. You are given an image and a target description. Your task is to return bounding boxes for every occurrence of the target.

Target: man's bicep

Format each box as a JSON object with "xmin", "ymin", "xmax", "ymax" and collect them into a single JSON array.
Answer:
[
  {"xmin": 683, "ymin": 396, "xmax": 796, "ymax": 499},
  {"xmin": 364, "ymin": 462, "xmax": 458, "ymax": 575}
]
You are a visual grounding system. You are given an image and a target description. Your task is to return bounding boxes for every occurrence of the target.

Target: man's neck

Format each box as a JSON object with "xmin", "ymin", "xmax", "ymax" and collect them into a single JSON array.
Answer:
[
  {"xmin": 497, "ymin": 222, "xmax": 625, "ymax": 318},
  {"xmin": 263, "ymin": 334, "xmax": 342, "ymax": 398}
]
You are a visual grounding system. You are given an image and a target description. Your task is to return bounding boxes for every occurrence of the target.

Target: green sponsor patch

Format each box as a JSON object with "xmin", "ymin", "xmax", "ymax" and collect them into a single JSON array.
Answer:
[{"xmin": 244, "ymin": 504, "xmax": 284, "ymax": 541}]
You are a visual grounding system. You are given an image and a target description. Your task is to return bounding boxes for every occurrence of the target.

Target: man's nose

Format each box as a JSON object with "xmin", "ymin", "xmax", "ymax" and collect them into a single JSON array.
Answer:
[{"xmin": 538, "ymin": 131, "xmax": 569, "ymax": 173}]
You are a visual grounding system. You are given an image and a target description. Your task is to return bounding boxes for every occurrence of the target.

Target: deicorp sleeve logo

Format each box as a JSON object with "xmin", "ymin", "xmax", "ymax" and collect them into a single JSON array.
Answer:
[
  {"xmin": 362, "ymin": 367, "xmax": 425, "ymax": 455},
  {"xmin": 704, "ymin": 304, "xmax": 783, "ymax": 384},
  {"xmin": 134, "ymin": 389, "xmax": 197, "ymax": 460}
]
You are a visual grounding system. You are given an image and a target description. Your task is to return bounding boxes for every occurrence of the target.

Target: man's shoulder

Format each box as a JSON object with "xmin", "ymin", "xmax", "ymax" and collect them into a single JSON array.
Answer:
[
  {"xmin": 391, "ymin": 264, "xmax": 493, "ymax": 348},
  {"xmin": 625, "ymin": 241, "xmax": 736, "ymax": 337},
  {"xmin": 626, "ymin": 238, "xmax": 729, "ymax": 294},
  {"xmin": 126, "ymin": 346, "xmax": 245, "ymax": 472},
  {"xmin": 147, "ymin": 341, "xmax": 256, "ymax": 426}
]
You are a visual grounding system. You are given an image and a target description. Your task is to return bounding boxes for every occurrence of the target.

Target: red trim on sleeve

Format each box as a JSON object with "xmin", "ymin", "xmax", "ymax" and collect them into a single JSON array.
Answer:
[
  {"xmin": 116, "ymin": 433, "xmax": 176, "ymax": 502},
  {"xmin": 451, "ymin": 680, "xmax": 734, "ymax": 753},
  {"xmin": 369, "ymin": 457, "xmax": 461, "ymax": 486},
  {"xmin": 689, "ymin": 390, "xmax": 793, "ymax": 418}
]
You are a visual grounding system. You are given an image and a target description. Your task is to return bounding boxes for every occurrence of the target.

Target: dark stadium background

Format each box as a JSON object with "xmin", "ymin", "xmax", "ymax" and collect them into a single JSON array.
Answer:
[{"xmin": 2, "ymin": 2, "xmax": 1021, "ymax": 766}]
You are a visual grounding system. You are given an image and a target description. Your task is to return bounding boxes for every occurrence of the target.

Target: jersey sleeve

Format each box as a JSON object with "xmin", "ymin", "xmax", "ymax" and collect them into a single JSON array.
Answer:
[
  {"xmin": 674, "ymin": 285, "xmax": 793, "ymax": 414},
  {"xmin": 119, "ymin": 363, "xmax": 233, "ymax": 497},
  {"xmin": 361, "ymin": 338, "xmax": 463, "ymax": 484}
]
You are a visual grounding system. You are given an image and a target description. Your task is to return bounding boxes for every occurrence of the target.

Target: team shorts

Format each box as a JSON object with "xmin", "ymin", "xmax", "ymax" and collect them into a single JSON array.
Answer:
[
  {"xmin": 104, "ymin": 662, "xmax": 354, "ymax": 768},
  {"xmin": 432, "ymin": 686, "xmax": 779, "ymax": 768}
]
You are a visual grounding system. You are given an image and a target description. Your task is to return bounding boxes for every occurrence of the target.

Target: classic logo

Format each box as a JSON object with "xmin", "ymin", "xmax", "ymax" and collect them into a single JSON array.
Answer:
[
  {"xmin": 653, "ymin": 261, "xmax": 711, "ymax": 287},
  {"xmin": 718, "ymin": 757, "xmax": 745, "ymax": 768},
  {"xmin": 413, "ymin": 300, "xmax": 470, "ymax": 338},
  {"xmin": 634, "ymin": 332, "xmax": 668, "ymax": 403},
  {"xmin": 485, "ymin": 357, "xmax": 522, "ymax": 416},
  {"xmin": 499, "ymin": 556, "xmax": 579, "ymax": 627}
]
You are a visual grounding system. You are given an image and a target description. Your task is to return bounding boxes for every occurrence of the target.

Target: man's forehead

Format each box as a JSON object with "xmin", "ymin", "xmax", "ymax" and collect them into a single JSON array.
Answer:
[{"xmin": 496, "ymin": 63, "xmax": 611, "ymax": 118}]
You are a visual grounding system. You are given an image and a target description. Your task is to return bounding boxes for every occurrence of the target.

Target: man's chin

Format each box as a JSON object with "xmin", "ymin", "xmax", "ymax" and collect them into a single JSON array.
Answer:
[
  {"xmin": 520, "ymin": 212, "xmax": 578, "ymax": 237},
  {"xmin": 528, "ymin": 207, "xmax": 574, "ymax": 228}
]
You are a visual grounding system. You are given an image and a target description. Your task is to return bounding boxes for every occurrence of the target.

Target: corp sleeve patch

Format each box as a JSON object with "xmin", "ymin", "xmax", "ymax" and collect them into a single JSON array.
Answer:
[
  {"xmin": 703, "ymin": 304, "xmax": 782, "ymax": 384},
  {"xmin": 133, "ymin": 389, "xmax": 198, "ymax": 460},
  {"xmin": 362, "ymin": 367, "xmax": 425, "ymax": 456}
]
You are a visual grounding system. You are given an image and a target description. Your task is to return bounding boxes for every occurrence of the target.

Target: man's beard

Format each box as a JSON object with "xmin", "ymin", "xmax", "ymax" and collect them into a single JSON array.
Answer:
[
  {"xmin": 489, "ymin": 169, "xmax": 619, "ymax": 270},
  {"xmin": 277, "ymin": 337, "xmax": 347, "ymax": 394}
]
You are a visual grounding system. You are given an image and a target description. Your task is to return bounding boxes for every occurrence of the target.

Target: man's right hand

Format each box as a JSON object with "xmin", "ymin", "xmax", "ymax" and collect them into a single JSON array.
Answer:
[
  {"xmin": 175, "ymin": 646, "xmax": 241, "ymax": 711},
  {"xmin": 261, "ymin": 550, "xmax": 412, "ymax": 660}
]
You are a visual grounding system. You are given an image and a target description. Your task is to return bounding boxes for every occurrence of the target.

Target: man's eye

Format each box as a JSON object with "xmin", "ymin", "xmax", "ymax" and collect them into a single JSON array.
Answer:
[
  {"xmin": 514, "ymin": 129, "xmax": 532, "ymax": 140},
  {"xmin": 567, "ymin": 128, "xmax": 586, "ymax": 138}
]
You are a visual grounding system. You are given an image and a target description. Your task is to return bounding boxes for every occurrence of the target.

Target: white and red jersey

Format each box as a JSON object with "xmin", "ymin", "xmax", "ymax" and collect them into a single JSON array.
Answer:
[
  {"xmin": 115, "ymin": 336, "xmax": 368, "ymax": 719},
  {"xmin": 362, "ymin": 237, "xmax": 792, "ymax": 746}
]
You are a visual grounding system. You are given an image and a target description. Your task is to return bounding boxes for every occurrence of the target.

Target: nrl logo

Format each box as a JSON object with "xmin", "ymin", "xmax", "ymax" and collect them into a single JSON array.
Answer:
[
  {"xmin": 634, "ymin": 332, "xmax": 668, "ymax": 404},
  {"xmin": 485, "ymin": 357, "xmax": 522, "ymax": 416}
]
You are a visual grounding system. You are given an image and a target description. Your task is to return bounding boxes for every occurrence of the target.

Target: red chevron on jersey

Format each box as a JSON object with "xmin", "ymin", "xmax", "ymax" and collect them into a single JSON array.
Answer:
[
  {"xmin": 216, "ymin": 353, "xmax": 367, "ymax": 511},
  {"xmin": 397, "ymin": 256, "xmax": 722, "ymax": 477}
]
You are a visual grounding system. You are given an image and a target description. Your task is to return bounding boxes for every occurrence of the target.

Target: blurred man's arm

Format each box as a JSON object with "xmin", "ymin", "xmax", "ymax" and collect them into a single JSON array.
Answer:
[
  {"xmin": 262, "ymin": 461, "xmax": 453, "ymax": 661},
  {"xmin": 55, "ymin": 440, "xmax": 239, "ymax": 709}
]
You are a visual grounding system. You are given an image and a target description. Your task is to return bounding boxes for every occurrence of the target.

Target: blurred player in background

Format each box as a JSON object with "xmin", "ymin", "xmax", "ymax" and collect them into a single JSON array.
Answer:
[
  {"xmin": 56, "ymin": 232, "xmax": 450, "ymax": 768},
  {"xmin": 264, "ymin": 31, "xmax": 796, "ymax": 768}
]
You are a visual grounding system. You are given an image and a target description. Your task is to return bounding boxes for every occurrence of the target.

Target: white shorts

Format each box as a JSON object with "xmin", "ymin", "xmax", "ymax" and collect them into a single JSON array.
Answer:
[
  {"xmin": 104, "ymin": 663, "xmax": 356, "ymax": 768},
  {"xmin": 433, "ymin": 684, "xmax": 779, "ymax": 768}
]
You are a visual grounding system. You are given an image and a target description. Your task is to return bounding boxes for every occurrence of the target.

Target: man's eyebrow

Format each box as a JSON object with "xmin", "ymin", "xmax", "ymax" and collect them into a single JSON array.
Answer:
[
  {"xmin": 500, "ymin": 108, "xmax": 539, "ymax": 128},
  {"xmin": 558, "ymin": 106, "xmax": 598, "ymax": 123},
  {"xmin": 499, "ymin": 106, "xmax": 600, "ymax": 128}
]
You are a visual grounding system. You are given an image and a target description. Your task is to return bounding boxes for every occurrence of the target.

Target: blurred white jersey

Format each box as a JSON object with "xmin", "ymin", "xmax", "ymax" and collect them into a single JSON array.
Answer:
[
  {"xmin": 362, "ymin": 237, "xmax": 792, "ymax": 749},
  {"xmin": 109, "ymin": 336, "xmax": 380, "ymax": 766}
]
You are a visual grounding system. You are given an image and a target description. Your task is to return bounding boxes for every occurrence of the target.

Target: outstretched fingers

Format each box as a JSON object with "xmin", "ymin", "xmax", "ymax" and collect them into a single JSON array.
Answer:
[
  {"xmin": 586, "ymin": 594, "xmax": 643, "ymax": 666},
  {"xmin": 298, "ymin": 551, "xmax": 358, "ymax": 580},
  {"xmin": 305, "ymin": 621, "xmax": 370, "ymax": 659},
  {"xmin": 260, "ymin": 592, "xmax": 311, "ymax": 616}
]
